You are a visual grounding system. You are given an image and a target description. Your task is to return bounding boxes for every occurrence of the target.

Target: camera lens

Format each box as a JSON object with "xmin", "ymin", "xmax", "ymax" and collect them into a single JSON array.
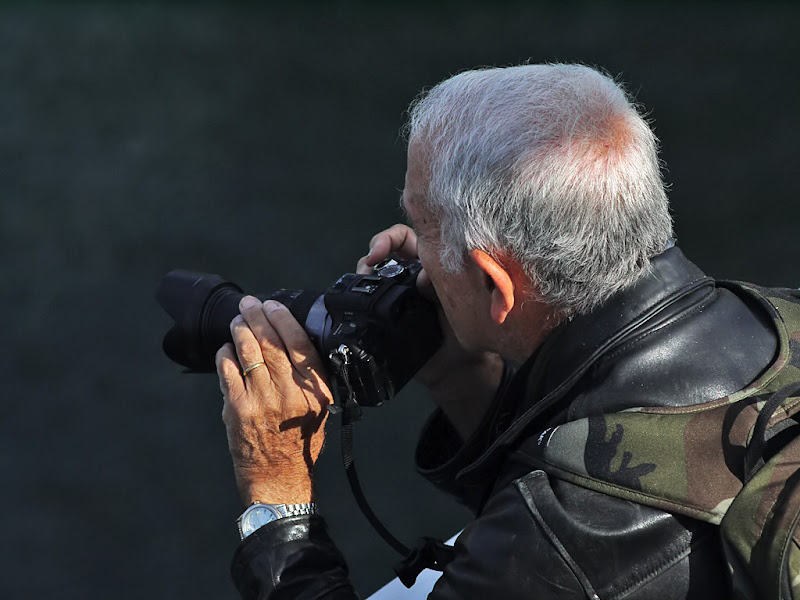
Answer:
[{"xmin": 156, "ymin": 270, "xmax": 321, "ymax": 372}]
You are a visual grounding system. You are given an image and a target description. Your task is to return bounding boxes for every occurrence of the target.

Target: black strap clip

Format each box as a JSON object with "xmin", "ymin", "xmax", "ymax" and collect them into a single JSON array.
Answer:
[{"xmin": 393, "ymin": 537, "xmax": 455, "ymax": 588}]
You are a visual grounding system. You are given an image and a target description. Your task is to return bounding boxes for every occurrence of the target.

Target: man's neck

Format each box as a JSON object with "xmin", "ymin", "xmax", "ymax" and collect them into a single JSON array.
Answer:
[{"xmin": 496, "ymin": 299, "xmax": 564, "ymax": 364}]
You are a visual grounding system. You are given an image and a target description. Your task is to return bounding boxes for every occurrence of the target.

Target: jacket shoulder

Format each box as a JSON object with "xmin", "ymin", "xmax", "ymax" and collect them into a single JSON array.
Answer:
[{"xmin": 430, "ymin": 466, "xmax": 728, "ymax": 599}]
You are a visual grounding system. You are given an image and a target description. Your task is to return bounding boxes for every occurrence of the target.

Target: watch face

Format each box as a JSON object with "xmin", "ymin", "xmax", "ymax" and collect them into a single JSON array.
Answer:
[{"xmin": 240, "ymin": 505, "xmax": 279, "ymax": 537}]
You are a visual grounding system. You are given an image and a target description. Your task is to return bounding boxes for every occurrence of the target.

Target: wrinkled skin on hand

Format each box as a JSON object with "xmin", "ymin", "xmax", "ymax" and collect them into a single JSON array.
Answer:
[{"xmin": 216, "ymin": 296, "xmax": 331, "ymax": 506}]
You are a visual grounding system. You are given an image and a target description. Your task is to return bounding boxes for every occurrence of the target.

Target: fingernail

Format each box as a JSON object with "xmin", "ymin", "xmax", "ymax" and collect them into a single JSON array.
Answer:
[
  {"xmin": 240, "ymin": 295, "xmax": 259, "ymax": 310},
  {"xmin": 263, "ymin": 300, "xmax": 284, "ymax": 313}
]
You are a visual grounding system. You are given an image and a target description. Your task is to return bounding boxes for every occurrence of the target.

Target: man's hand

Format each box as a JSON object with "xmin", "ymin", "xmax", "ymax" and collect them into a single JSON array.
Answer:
[
  {"xmin": 216, "ymin": 296, "xmax": 331, "ymax": 506},
  {"xmin": 357, "ymin": 223, "xmax": 422, "ymax": 273},
  {"xmin": 357, "ymin": 224, "xmax": 504, "ymax": 440}
]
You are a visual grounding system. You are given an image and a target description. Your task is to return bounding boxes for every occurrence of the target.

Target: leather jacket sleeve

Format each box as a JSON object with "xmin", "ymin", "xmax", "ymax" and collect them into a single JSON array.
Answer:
[{"xmin": 231, "ymin": 515, "xmax": 358, "ymax": 599}]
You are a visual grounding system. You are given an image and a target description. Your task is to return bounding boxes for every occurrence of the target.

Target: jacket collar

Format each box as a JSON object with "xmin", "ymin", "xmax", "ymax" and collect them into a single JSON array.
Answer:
[
  {"xmin": 460, "ymin": 245, "xmax": 715, "ymax": 481},
  {"xmin": 540, "ymin": 245, "xmax": 712, "ymax": 396}
]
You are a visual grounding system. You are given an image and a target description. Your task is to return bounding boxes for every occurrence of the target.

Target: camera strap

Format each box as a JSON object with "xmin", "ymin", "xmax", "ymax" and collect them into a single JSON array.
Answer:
[{"xmin": 329, "ymin": 345, "xmax": 454, "ymax": 588}]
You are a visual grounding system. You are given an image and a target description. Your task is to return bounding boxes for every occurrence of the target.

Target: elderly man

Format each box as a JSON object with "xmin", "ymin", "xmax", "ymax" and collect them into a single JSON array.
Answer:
[{"xmin": 215, "ymin": 64, "xmax": 778, "ymax": 598}]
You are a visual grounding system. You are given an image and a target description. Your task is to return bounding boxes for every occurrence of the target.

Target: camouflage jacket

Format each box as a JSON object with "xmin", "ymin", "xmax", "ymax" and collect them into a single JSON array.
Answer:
[
  {"xmin": 412, "ymin": 245, "xmax": 779, "ymax": 598},
  {"xmin": 231, "ymin": 246, "xmax": 780, "ymax": 598},
  {"xmin": 526, "ymin": 283, "xmax": 800, "ymax": 598}
]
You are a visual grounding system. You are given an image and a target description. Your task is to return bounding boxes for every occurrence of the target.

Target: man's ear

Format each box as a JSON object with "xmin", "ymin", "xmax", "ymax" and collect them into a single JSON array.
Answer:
[{"xmin": 469, "ymin": 249, "xmax": 516, "ymax": 324}]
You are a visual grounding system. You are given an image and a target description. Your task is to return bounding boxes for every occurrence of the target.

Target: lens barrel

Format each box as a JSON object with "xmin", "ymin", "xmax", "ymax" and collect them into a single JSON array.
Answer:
[{"xmin": 156, "ymin": 270, "xmax": 321, "ymax": 372}]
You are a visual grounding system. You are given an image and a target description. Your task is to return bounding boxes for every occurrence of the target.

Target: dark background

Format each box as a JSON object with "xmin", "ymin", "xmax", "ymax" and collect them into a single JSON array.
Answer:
[{"xmin": 3, "ymin": 2, "xmax": 799, "ymax": 598}]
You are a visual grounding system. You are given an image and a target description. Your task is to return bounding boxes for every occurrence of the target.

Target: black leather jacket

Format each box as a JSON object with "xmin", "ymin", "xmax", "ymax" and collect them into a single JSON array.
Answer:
[{"xmin": 231, "ymin": 246, "xmax": 778, "ymax": 599}]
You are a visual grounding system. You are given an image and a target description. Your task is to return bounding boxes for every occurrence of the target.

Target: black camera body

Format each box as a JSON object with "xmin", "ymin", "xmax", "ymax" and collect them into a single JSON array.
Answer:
[{"xmin": 156, "ymin": 259, "xmax": 441, "ymax": 413}]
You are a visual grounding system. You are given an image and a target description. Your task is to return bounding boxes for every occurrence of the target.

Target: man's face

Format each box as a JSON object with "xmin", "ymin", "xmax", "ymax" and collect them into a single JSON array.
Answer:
[{"xmin": 402, "ymin": 143, "xmax": 489, "ymax": 352}]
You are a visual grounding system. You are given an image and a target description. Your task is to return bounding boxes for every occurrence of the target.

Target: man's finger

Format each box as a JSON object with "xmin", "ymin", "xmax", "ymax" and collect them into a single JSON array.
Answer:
[
  {"xmin": 239, "ymin": 295, "xmax": 288, "ymax": 371},
  {"xmin": 216, "ymin": 342, "xmax": 245, "ymax": 401},
  {"xmin": 365, "ymin": 224, "xmax": 418, "ymax": 267},
  {"xmin": 230, "ymin": 314, "xmax": 271, "ymax": 385},
  {"xmin": 263, "ymin": 300, "xmax": 326, "ymax": 380},
  {"xmin": 356, "ymin": 255, "xmax": 373, "ymax": 275}
]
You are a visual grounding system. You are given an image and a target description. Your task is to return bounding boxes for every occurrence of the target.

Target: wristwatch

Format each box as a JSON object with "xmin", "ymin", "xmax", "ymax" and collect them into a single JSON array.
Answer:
[{"xmin": 237, "ymin": 502, "xmax": 319, "ymax": 540}]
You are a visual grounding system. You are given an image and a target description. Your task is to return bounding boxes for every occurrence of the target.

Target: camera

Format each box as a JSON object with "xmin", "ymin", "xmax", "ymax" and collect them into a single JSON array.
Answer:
[{"xmin": 156, "ymin": 259, "xmax": 442, "ymax": 413}]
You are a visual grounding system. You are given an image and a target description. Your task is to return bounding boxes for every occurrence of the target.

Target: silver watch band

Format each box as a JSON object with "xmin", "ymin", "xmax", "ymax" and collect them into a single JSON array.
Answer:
[
  {"xmin": 237, "ymin": 502, "xmax": 320, "ymax": 540},
  {"xmin": 274, "ymin": 503, "xmax": 319, "ymax": 518}
]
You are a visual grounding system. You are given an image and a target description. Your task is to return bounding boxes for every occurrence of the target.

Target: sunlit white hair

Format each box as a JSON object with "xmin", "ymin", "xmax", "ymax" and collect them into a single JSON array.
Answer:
[{"xmin": 406, "ymin": 64, "xmax": 673, "ymax": 314}]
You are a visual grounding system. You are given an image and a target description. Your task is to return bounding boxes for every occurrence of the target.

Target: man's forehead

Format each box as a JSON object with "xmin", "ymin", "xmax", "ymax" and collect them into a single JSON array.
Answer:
[
  {"xmin": 399, "ymin": 188, "xmax": 417, "ymax": 226},
  {"xmin": 398, "ymin": 191, "xmax": 412, "ymax": 224},
  {"xmin": 400, "ymin": 176, "xmax": 424, "ymax": 213},
  {"xmin": 402, "ymin": 190, "xmax": 439, "ymax": 242},
  {"xmin": 403, "ymin": 146, "xmax": 427, "ymax": 202}
]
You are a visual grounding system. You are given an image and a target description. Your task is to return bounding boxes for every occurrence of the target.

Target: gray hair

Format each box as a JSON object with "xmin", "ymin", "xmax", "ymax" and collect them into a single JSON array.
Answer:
[{"xmin": 406, "ymin": 64, "xmax": 673, "ymax": 314}]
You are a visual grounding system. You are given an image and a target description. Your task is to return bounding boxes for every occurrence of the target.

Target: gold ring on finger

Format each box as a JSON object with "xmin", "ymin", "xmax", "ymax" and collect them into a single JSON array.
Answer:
[{"xmin": 242, "ymin": 361, "xmax": 266, "ymax": 377}]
